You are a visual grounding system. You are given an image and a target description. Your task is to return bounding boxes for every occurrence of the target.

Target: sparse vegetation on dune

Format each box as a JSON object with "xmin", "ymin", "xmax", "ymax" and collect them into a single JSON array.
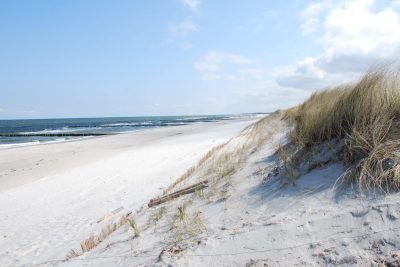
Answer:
[
  {"xmin": 164, "ymin": 142, "xmax": 228, "ymax": 194},
  {"xmin": 285, "ymin": 67, "xmax": 400, "ymax": 192},
  {"xmin": 66, "ymin": 213, "xmax": 134, "ymax": 259},
  {"xmin": 165, "ymin": 112, "xmax": 283, "ymax": 196}
]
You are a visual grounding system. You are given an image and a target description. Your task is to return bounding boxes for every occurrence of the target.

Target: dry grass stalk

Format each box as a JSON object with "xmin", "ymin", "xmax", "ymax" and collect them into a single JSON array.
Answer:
[
  {"xmin": 178, "ymin": 205, "xmax": 186, "ymax": 221},
  {"xmin": 171, "ymin": 208, "xmax": 207, "ymax": 243},
  {"xmin": 129, "ymin": 218, "xmax": 140, "ymax": 237},
  {"xmin": 150, "ymin": 206, "xmax": 166, "ymax": 223},
  {"xmin": 66, "ymin": 214, "xmax": 131, "ymax": 259},
  {"xmin": 81, "ymin": 235, "xmax": 96, "ymax": 252},
  {"xmin": 168, "ymin": 111, "xmax": 282, "ymax": 195},
  {"xmin": 164, "ymin": 142, "xmax": 227, "ymax": 194},
  {"xmin": 276, "ymin": 143, "xmax": 299, "ymax": 183}
]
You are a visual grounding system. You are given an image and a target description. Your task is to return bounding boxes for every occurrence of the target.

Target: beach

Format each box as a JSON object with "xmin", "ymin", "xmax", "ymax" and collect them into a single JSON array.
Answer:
[
  {"xmin": 2, "ymin": 111, "xmax": 400, "ymax": 266},
  {"xmin": 0, "ymin": 118, "xmax": 257, "ymax": 266},
  {"xmin": 2, "ymin": 0, "xmax": 399, "ymax": 265}
]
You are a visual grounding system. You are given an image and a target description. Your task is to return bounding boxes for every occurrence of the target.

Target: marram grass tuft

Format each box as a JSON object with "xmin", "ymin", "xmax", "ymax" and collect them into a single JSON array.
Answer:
[{"xmin": 285, "ymin": 67, "xmax": 400, "ymax": 192}]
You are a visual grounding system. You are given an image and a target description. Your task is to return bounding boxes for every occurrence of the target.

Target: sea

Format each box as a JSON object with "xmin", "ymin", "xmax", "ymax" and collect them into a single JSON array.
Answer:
[{"xmin": 0, "ymin": 114, "xmax": 264, "ymax": 148}]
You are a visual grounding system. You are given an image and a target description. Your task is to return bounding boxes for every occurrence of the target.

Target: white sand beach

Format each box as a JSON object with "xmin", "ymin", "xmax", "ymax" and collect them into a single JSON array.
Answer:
[
  {"xmin": 52, "ymin": 113, "xmax": 400, "ymax": 267},
  {"xmin": 2, "ymin": 0, "xmax": 400, "ymax": 266},
  {"xmin": 2, "ymin": 113, "xmax": 400, "ymax": 267},
  {"xmin": 0, "ymin": 118, "xmax": 257, "ymax": 267}
]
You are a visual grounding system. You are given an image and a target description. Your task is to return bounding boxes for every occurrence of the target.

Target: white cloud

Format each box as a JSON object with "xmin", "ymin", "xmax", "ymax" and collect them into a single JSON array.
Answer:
[
  {"xmin": 275, "ymin": 57, "xmax": 332, "ymax": 89},
  {"xmin": 277, "ymin": 0, "xmax": 400, "ymax": 90},
  {"xmin": 238, "ymin": 85, "xmax": 309, "ymax": 111},
  {"xmin": 206, "ymin": 81, "xmax": 310, "ymax": 114},
  {"xmin": 300, "ymin": 1, "xmax": 331, "ymax": 35},
  {"xmin": 181, "ymin": 0, "xmax": 201, "ymax": 12},
  {"xmin": 168, "ymin": 20, "xmax": 198, "ymax": 36},
  {"xmin": 194, "ymin": 51, "xmax": 256, "ymax": 80}
]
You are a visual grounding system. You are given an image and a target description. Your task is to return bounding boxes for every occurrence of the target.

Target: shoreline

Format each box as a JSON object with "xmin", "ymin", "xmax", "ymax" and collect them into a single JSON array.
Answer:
[
  {"xmin": 0, "ymin": 117, "xmax": 258, "ymax": 266},
  {"xmin": 0, "ymin": 118, "xmax": 258, "ymax": 191},
  {"xmin": 0, "ymin": 116, "xmax": 263, "ymax": 150}
]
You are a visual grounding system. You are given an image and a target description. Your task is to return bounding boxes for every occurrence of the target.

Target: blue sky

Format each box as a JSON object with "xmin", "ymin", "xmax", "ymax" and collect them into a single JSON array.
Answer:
[{"xmin": 1, "ymin": 0, "xmax": 399, "ymax": 119}]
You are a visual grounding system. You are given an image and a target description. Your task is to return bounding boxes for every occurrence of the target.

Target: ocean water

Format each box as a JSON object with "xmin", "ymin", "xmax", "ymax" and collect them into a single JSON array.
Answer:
[{"xmin": 0, "ymin": 114, "xmax": 261, "ymax": 148}]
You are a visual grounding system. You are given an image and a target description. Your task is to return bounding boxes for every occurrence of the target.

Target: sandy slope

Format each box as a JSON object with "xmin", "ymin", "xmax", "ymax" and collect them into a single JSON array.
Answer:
[
  {"xmin": 0, "ymin": 118, "xmax": 257, "ymax": 267},
  {"xmin": 64, "ymin": 114, "xmax": 400, "ymax": 267}
]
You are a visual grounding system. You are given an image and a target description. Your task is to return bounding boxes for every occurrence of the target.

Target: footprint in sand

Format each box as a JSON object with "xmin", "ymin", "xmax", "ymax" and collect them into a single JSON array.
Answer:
[{"xmin": 350, "ymin": 208, "xmax": 369, "ymax": 217}]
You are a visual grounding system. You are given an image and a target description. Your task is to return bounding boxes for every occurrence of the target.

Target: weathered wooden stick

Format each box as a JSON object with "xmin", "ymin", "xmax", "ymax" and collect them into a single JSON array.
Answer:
[
  {"xmin": 155, "ymin": 180, "xmax": 208, "ymax": 203},
  {"xmin": 148, "ymin": 184, "xmax": 208, "ymax": 207},
  {"xmin": 148, "ymin": 180, "xmax": 208, "ymax": 207}
]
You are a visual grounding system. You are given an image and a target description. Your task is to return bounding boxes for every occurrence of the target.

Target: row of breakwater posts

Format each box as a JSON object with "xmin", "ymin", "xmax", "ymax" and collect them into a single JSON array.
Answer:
[{"xmin": 0, "ymin": 133, "xmax": 114, "ymax": 137}]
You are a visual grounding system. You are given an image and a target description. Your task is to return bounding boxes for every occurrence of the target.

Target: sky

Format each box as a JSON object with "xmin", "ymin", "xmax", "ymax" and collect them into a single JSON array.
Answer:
[{"xmin": 1, "ymin": 0, "xmax": 400, "ymax": 119}]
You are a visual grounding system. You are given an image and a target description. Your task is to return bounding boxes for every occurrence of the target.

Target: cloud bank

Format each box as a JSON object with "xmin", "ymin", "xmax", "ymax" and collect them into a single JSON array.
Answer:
[{"xmin": 276, "ymin": 0, "xmax": 400, "ymax": 90}]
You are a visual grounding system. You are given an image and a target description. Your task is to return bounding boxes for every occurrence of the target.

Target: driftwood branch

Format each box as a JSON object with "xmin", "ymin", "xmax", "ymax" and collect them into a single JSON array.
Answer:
[{"xmin": 148, "ymin": 180, "xmax": 208, "ymax": 207}]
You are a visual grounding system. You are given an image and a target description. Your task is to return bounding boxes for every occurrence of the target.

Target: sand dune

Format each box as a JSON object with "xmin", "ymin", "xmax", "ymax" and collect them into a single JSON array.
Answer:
[{"xmin": 57, "ymin": 114, "xmax": 400, "ymax": 267}]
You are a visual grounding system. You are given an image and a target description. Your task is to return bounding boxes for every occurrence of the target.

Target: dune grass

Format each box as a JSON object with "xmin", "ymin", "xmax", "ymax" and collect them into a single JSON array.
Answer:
[
  {"xmin": 285, "ymin": 67, "xmax": 400, "ymax": 192},
  {"xmin": 66, "ymin": 214, "xmax": 132, "ymax": 259},
  {"xmin": 129, "ymin": 218, "xmax": 140, "ymax": 237},
  {"xmin": 163, "ymin": 142, "xmax": 228, "ymax": 194}
]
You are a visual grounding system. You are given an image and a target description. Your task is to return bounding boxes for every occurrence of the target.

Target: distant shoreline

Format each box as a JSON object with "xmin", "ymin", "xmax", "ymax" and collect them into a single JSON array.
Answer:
[{"xmin": 0, "ymin": 114, "xmax": 265, "ymax": 148}]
